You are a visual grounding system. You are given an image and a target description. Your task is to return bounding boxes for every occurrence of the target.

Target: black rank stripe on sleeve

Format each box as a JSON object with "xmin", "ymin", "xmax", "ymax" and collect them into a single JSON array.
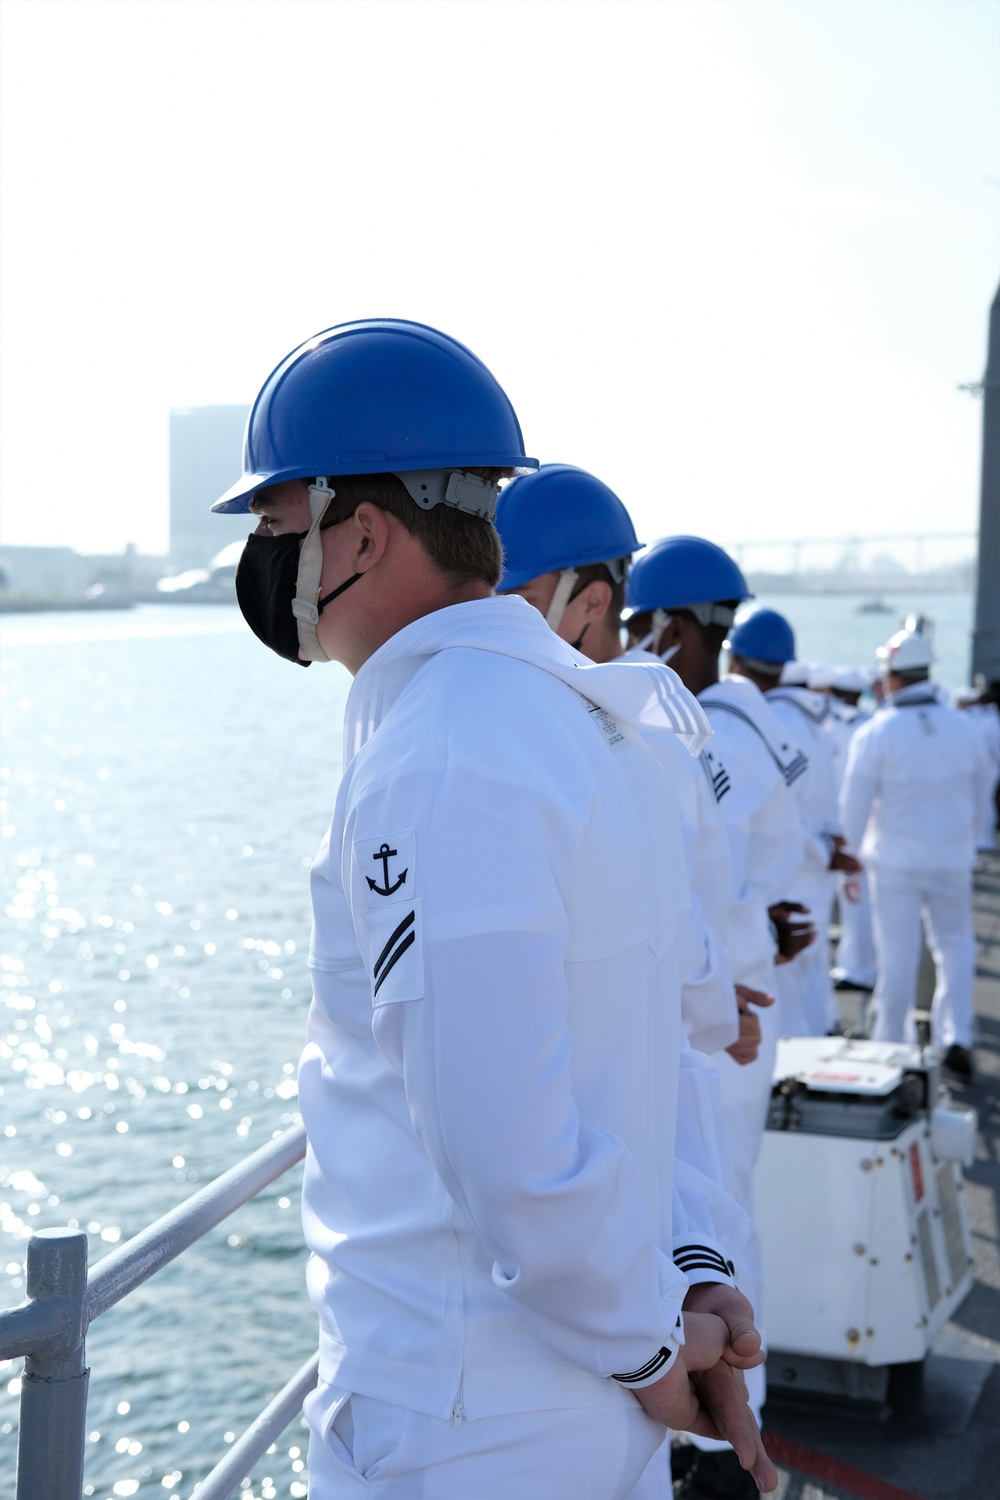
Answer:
[
  {"xmin": 700, "ymin": 750, "xmax": 731, "ymax": 803},
  {"xmin": 673, "ymin": 1244, "xmax": 736, "ymax": 1279},
  {"xmin": 372, "ymin": 910, "xmax": 416, "ymax": 997}
]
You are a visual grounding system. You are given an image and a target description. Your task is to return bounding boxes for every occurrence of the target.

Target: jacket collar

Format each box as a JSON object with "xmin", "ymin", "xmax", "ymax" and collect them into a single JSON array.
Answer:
[{"xmin": 343, "ymin": 595, "xmax": 712, "ymax": 765}]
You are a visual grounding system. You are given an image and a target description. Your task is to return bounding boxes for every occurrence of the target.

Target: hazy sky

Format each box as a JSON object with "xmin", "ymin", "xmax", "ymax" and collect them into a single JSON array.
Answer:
[{"xmin": 1, "ymin": 0, "xmax": 997, "ymax": 557}]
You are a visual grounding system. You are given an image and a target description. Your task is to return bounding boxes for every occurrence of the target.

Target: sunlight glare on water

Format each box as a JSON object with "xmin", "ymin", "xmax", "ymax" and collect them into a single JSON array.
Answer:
[{"xmin": 1, "ymin": 606, "xmax": 351, "ymax": 1498}]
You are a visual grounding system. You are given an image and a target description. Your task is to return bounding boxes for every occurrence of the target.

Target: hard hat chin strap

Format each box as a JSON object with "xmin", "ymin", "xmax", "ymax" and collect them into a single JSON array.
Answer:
[
  {"xmin": 546, "ymin": 569, "xmax": 580, "ymax": 632},
  {"xmin": 292, "ymin": 479, "xmax": 342, "ymax": 662}
]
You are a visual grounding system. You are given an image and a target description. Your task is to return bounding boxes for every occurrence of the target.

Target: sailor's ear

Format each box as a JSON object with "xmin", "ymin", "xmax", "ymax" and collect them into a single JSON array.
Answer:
[
  {"xmin": 582, "ymin": 578, "xmax": 614, "ymax": 621},
  {"xmin": 346, "ymin": 502, "xmax": 393, "ymax": 572}
]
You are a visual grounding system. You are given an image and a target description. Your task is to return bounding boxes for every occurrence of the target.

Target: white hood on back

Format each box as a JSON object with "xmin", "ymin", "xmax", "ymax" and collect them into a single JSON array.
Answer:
[{"xmin": 343, "ymin": 594, "xmax": 712, "ymax": 766}]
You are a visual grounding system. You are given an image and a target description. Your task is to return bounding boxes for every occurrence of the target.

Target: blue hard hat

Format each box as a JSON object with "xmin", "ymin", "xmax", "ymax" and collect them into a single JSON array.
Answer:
[
  {"xmin": 625, "ymin": 536, "xmax": 751, "ymax": 615},
  {"xmin": 726, "ymin": 607, "xmax": 796, "ymax": 665},
  {"xmin": 495, "ymin": 465, "xmax": 641, "ymax": 592},
  {"xmin": 212, "ymin": 319, "xmax": 536, "ymax": 513}
]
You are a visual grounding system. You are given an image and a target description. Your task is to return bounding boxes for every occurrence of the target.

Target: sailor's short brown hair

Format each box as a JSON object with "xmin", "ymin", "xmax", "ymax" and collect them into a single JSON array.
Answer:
[{"xmin": 320, "ymin": 470, "xmax": 508, "ymax": 590}]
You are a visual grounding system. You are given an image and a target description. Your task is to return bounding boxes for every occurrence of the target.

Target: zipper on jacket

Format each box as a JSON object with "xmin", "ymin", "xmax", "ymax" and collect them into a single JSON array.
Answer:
[{"xmin": 452, "ymin": 1374, "xmax": 465, "ymax": 1429}]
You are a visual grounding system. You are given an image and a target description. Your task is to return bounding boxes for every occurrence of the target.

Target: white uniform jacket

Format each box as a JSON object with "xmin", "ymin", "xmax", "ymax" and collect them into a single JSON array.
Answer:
[
  {"xmin": 825, "ymin": 701, "xmax": 869, "ymax": 789},
  {"xmin": 301, "ymin": 597, "xmax": 749, "ymax": 1423},
  {"xmin": 696, "ymin": 675, "xmax": 805, "ymax": 982},
  {"xmin": 621, "ymin": 645, "xmax": 739, "ymax": 1055},
  {"xmin": 764, "ymin": 685, "xmax": 842, "ymax": 877},
  {"xmin": 841, "ymin": 681, "xmax": 992, "ymax": 873}
]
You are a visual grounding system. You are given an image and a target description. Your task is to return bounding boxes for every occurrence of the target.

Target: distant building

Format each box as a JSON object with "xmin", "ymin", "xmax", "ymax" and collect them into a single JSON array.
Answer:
[
  {"xmin": 0, "ymin": 545, "xmax": 93, "ymax": 598},
  {"xmin": 0, "ymin": 544, "xmax": 166, "ymax": 602},
  {"xmin": 170, "ymin": 405, "xmax": 252, "ymax": 568}
]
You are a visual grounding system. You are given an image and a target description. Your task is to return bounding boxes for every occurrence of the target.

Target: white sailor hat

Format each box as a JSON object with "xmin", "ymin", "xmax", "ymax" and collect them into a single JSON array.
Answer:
[
  {"xmin": 876, "ymin": 628, "xmax": 935, "ymax": 673},
  {"xmin": 831, "ymin": 666, "xmax": 869, "ymax": 694},
  {"xmin": 806, "ymin": 662, "xmax": 837, "ymax": 691},
  {"xmin": 779, "ymin": 659, "xmax": 811, "ymax": 686}
]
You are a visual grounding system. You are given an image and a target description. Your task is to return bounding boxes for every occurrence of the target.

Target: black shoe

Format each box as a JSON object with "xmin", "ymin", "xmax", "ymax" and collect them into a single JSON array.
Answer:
[
  {"xmin": 834, "ymin": 977, "xmax": 874, "ymax": 993},
  {"xmin": 674, "ymin": 1449, "xmax": 759, "ymax": 1499},
  {"xmin": 943, "ymin": 1044, "xmax": 974, "ymax": 1083},
  {"xmin": 670, "ymin": 1441, "xmax": 699, "ymax": 1483}
]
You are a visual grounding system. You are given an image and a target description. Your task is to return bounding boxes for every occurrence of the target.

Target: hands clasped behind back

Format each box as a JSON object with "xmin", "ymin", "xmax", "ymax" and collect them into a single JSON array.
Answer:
[{"xmin": 631, "ymin": 1306, "xmax": 777, "ymax": 1492}]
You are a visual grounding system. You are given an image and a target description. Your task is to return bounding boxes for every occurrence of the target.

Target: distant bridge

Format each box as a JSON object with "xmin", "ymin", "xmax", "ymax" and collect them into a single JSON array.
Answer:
[{"xmin": 721, "ymin": 531, "xmax": 976, "ymax": 587}]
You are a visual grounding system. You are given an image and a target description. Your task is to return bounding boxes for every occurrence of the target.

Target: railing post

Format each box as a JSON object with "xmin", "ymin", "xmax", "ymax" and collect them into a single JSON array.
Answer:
[{"xmin": 16, "ymin": 1228, "xmax": 90, "ymax": 1500}]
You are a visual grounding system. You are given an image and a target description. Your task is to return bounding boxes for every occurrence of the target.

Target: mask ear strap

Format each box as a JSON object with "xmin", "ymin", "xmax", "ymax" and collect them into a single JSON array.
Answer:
[
  {"xmin": 546, "ymin": 568, "xmax": 580, "ymax": 632},
  {"xmin": 292, "ymin": 478, "xmax": 336, "ymax": 661},
  {"xmin": 651, "ymin": 608, "xmax": 676, "ymax": 660},
  {"xmin": 317, "ymin": 571, "xmax": 363, "ymax": 611}
]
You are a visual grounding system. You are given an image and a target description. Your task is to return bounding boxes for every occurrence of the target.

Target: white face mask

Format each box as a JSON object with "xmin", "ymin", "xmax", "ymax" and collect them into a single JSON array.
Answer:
[{"xmin": 634, "ymin": 632, "xmax": 680, "ymax": 663}]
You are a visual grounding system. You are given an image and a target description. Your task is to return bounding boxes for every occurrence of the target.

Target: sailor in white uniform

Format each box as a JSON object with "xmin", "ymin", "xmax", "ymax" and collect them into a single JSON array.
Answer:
[
  {"xmin": 841, "ymin": 629, "xmax": 991, "ymax": 1082},
  {"xmin": 828, "ymin": 668, "xmax": 877, "ymax": 992},
  {"xmin": 494, "ymin": 469, "xmax": 781, "ymax": 1500},
  {"xmin": 494, "ymin": 466, "xmax": 751, "ymax": 1063},
  {"xmin": 214, "ymin": 327, "xmax": 777, "ymax": 1499},
  {"xmin": 725, "ymin": 611, "xmax": 863, "ymax": 1038},
  {"xmin": 830, "ymin": 667, "xmax": 873, "ymax": 724},
  {"xmin": 806, "ymin": 662, "xmax": 852, "ymax": 788},
  {"xmin": 622, "ymin": 539, "xmax": 807, "ymax": 1500}
]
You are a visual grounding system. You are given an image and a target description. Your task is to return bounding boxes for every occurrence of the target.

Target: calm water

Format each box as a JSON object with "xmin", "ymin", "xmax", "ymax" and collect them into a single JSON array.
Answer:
[{"xmin": 0, "ymin": 593, "xmax": 976, "ymax": 1499}]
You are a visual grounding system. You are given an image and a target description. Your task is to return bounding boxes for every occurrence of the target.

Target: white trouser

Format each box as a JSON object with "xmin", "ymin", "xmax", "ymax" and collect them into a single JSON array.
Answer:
[
  {"xmin": 803, "ymin": 876, "xmax": 838, "ymax": 1033},
  {"xmin": 832, "ymin": 872, "xmax": 877, "ymax": 990},
  {"xmin": 774, "ymin": 931, "xmax": 830, "ymax": 1036},
  {"xmin": 305, "ymin": 1381, "xmax": 666, "ymax": 1499},
  {"xmin": 868, "ymin": 866, "xmax": 976, "ymax": 1048},
  {"xmin": 691, "ymin": 964, "xmax": 778, "ymax": 1448},
  {"xmin": 773, "ymin": 950, "xmax": 807, "ymax": 1039}
]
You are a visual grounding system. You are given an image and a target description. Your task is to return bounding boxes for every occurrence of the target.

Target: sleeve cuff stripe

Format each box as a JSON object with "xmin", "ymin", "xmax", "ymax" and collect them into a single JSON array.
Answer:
[
  {"xmin": 612, "ymin": 1346, "xmax": 674, "ymax": 1384},
  {"xmin": 675, "ymin": 1257, "xmax": 735, "ymax": 1274},
  {"xmin": 674, "ymin": 1245, "xmax": 734, "ymax": 1276}
]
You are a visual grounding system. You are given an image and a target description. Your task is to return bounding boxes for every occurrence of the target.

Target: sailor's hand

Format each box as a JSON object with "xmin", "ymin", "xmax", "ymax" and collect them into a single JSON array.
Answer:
[
  {"xmin": 829, "ymin": 848, "xmax": 862, "ymax": 875},
  {"xmin": 691, "ymin": 1360, "xmax": 779, "ymax": 1493},
  {"xmin": 683, "ymin": 1281, "xmax": 762, "ymax": 1367},
  {"xmin": 628, "ymin": 1310, "xmax": 729, "ymax": 1428},
  {"xmin": 630, "ymin": 1313, "xmax": 778, "ymax": 1492},
  {"xmin": 769, "ymin": 902, "xmax": 816, "ymax": 963},
  {"xmin": 842, "ymin": 875, "xmax": 863, "ymax": 904},
  {"xmin": 726, "ymin": 985, "xmax": 775, "ymax": 1066}
]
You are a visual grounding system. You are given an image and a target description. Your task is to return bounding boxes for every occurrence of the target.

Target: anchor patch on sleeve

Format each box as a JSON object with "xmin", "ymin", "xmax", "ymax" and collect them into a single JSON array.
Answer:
[
  {"xmin": 368, "ymin": 842, "xmax": 407, "ymax": 895},
  {"xmin": 354, "ymin": 830, "xmax": 416, "ymax": 911}
]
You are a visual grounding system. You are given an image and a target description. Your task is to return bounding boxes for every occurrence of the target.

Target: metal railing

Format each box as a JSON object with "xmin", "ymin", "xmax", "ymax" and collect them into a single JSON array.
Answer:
[{"xmin": 0, "ymin": 1123, "xmax": 314, "ymax": 1500}]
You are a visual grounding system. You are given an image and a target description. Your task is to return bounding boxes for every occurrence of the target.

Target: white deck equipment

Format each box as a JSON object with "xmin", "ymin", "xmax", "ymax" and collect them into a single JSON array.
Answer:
[{"xmin": 756, "ymin": 1037, "xmax": 976, "ymax": 1410}]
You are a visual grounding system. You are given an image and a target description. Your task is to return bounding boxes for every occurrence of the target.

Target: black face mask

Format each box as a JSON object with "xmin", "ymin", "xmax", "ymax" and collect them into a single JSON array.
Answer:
[{"xmin": 235, "ymin": 530, "xmax": 361, "ymax": 666}]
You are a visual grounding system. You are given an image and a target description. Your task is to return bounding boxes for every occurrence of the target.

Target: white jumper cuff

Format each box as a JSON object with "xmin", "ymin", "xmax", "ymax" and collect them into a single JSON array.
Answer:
[{"xmin": 612, "ymin": 1314, "xmax": 686, "ymax": 1388}]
